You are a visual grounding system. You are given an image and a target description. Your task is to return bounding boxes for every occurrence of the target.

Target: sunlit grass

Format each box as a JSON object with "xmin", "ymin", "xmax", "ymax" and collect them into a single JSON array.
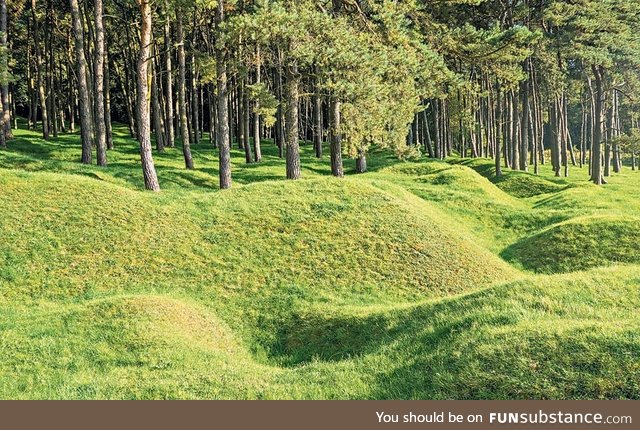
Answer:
[{"xmin": 0, "ymin": 121, "xmax": 638, "ymax": 399}]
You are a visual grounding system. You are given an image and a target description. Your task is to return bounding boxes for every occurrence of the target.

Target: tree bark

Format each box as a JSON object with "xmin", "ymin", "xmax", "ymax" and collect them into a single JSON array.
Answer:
[
  {"xmin": 355, "ymin": 150, "xmax": 367, "ymax": 174},
  {"xmin": 330, "ymin": 98, "xmax": 344, "ymax": 177},
  {"xmin": 313, "ymin": 77, "xmax": 323, "ymax": 158},
  {"xmin": 520, "ymin": 60, "xmax": 530, "ymax": 171},
  {"xmin": 0, "ymin": 0, "xmax": 11, "ymax": 140},
  {"xmin": 240, "ymin": 78, "xmax": 253, "ymax": 163},
  {"xmin": 104, "ymin": 49, "xmax": 113, "ymax": 149},
  {"xmin": 31, "ymin": 0, "xmax": 49, "ymax": 140},
  {"xmin": 495, "ymin": 83, "xmax": 502, "ymax": 176},
  {"xmin": 135, "ymin": 0, "xmax": 160, "ymax": 191},
  {"xmin": 275, "ymin": 47, "xmax": 285, "ymax": 158},
  {"xmin": 591, "ymin": 65, "xmax": 604, "ymax": 185},
  {"xmin": 70, "ymin": 0, "xmax": 93, "ymax": 163},
  {"xmin": 176, "ymin": 9, "xmax": 193, "ymax": 169},
  {"xmin": 285, "ymin": 57, "xmax": 301, "ymax": 180},
  {"xmin": 164, "ymin": 2, "xmax": 175, "ymax": 147},
  {"xmin": 93, "ymin": 0, "xmax": 107, "ymax": 166},
  {"xmin": 253, "ymin": 45, "xmax": 262, "ymax": 162},
  {"xmin": 215, "ymin": 0, "xmax": 232, "ymax": 189},
  {"xmin": 152, "ymin": 49, "xmax": 165, "ymax": 152}
]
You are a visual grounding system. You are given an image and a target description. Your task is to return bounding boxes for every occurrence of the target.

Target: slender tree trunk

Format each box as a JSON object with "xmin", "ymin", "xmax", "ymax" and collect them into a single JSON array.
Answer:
[
  {"xmin": 520, "ymin": 60, "xmax": 530, "ymax": 171},
  {"xmin": 70, "ymin": 0, "xmax": 93, "ymax": 163},
  {"xmin": 104, "ymin": 49, "xmax": 113, "ymax": 149},
  {"xmin": 0, "ymin": 0, "xmax": 11, "ymax": 140},
  {"xmin": 604, "ymin": 101, "xmax": 613, "ymax": 177},
  {"xmin": 152, "ymin": 49, "xmax": 165, "ymax": 152},
  {"xmin": 591, "ymin": 65, "xmax": 604, "ymax": 185},
  {"xmin": 191, "ymin": 23, "xmax": 200, "ymax": 146},
  {"xmin": 164, "ymin": 3, "xmax": 175, "ymax": 147},
  {"xmin": 215, "ymin": 0, "xmax": 231, "ymax": 189},
  {"xmin": 32, "ymin": 0, "xmax": 49, "ymax": 140},
  {"xmin": 512, "ymin": 91, "xmax": 520, "ymax": 170},
  {"xmin": 176, "ymin": 9, "xmax": 193, "ymax": 169},
  {"xmin": 495, "ymin": 84, "xmax": 502, "ymax": 176},
  {"xmin": 27, "ymin": 28, "xmax": 35, "ymax": 130},
  {"xmin": 612, "ymin": 90, "xmax": 621, "ymax": 173},
  {"xmin": 433, "ymin": 99, "xmax": 441, "ymax": 159},
  {"xmin": 422, "ymin": 108, "xmax": 434, "ymax": 158},
  {"xmin": 313, "ymin": 80, "xmax": 323, "ymax": 158},
  {"xmin": 240, "ymin": 79, "xmax": 253, "ymax": 163},
  {"xmin": 275, "ymin": 48, "xmax": 285, "ymax": 159},
  {"xmin": 208, "ymin": 84, "xmax": 216, "ymax": 147},
  {"xmin": 93, "ymin": 0, "xmax": 107, "ymax": 166},
  {"xmin": 355, "ymin": 149, "xmax": 367, "ymax": 174},
  {"xmin": 253, "ymin": 45, "xmax": 262, "ymax": 162},
  {"xmin": 330, "ymin": 98, "xmax": 344, "ymax": 177},
  {"xmin": 135, "ymin": 0, "xmax": 160, "ymax": 191},
  {"xmin": 285, "ymin": 57, "xmax": 301, "ymax": 180}
]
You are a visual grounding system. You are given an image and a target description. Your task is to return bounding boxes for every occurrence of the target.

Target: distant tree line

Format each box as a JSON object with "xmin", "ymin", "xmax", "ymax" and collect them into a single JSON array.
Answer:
[{"xmin": 1, "ymin": 0, "xmax": 639, "ymax": 190}]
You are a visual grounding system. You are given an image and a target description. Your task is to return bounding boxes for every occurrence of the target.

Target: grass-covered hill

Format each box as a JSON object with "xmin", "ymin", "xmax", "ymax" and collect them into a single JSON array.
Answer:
[{"xmin": 0, "ymin": 123, "xmax": 638, "ymax": 399}]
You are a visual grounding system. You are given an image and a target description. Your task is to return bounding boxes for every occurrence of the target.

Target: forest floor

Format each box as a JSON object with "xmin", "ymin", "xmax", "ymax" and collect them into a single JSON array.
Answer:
[{"xmin": 0, "ymin": 121, "xmax": 638, "ymax": 399}]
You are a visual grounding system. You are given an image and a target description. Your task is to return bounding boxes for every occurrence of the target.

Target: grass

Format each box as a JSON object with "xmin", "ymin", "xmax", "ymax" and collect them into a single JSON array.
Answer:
[{"xmin": 0, "ymin": 121, "xmax": 639, "ymax": 399}]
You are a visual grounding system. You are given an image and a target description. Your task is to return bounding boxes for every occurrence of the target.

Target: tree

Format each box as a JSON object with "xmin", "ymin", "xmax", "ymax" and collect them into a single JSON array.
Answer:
[
  {"xmin": 69, "ymin": 0, "xmax": 93, "ymax": 164},
  {"xmin": 31, "ymin": 0, "xmax": 48, "ymax": 140},
  {"xmin": 176, "ymin": 6, "xmax": 193, "ymax": 169},
  {"xmin": 0, "ymin": 0, "xmax": 11, "ymax": 141},
  {"xmin": 215, "ymin": 0, "xmax": 231, "ymax": 189},
  {"xmin": 285, "ymin": 50, "xmax": 301, "ymax": 180},
  {"xmin": 135, "ymin": 0, "xmax": 160, "ymax": 191},
  {"xmin": 94, "ymin": 0, "xmax": 107, "ymax": 166}
]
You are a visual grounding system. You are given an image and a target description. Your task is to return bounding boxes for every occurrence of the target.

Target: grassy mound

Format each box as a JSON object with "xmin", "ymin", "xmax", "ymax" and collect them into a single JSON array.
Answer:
[
  {"xmin": 0, "ymin": 165, "xmax": 519, "ymax": 374},
  {"xmin": 1, "ymin": 123, "xmax": 639, "ymax": 399},
  {"xmin": 493, "ymin": 173, "xmax": 568, "ymax": 198},
  {"xmin": 366, "ymin": 267, "xmax": 640, "ymax": 399},
  {"xmin": 2, "ymin": 268, "xmax": 638, "ymax": 399},
  {"xmin": 502, "ymin": 215, "xmax": 640, "ymax": 273},
  {"xmin": 0, "ymin": 168, "xmax": 515, "ymax": 301},
  {"xmin": 451, "ymin": 159, "xmax": 568, "ymax": 198},
  {"xmin": 375, "ymin": 162, "xmax": 571, "ymax": 253}
]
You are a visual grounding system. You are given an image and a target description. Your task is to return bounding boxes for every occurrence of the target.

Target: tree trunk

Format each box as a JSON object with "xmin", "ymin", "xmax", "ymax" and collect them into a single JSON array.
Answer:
[
  {"xmin": 104, "ymin": 49, "xmax": 113, "ymax": 149},
  {"xmin": 241, "ymin": 79, "xmax": 253, "ymax": 163},
  {"xmin": 32, "ymin": 0, "xmax": 49, "ymax": 140},
  {"xmin": 285, "ymin": 57, "xmax": 301, "ymax": 180},
  {"xmin": 355, "ymin": 150, "xmax": 367, "ymax": 174},
  {"xmin": 275, "ymin": 48, "xmax": 285, "ymax": 158},
  {"xmin": 152, "ymin": 50, "xmax": 165, "ymax": 152},
  {"xmin": 313, "ymin": 78, "xmax": 323, "ymax": 158},
  {"xmin": 591, "ymin": 65, "xmax": 604, "ymax": 185},
  {"xmin": 93, "ymin": 0, "xmax": 107, "ymax": 166},
  {"xmin": 0, "ymin": 0, "xmax": 11, "ymax": 140},
  {"xmin": 495, "ymin": 83, "xmax": 502, "ymax": 176},
  {"xmin": 135, "ymin": 0, "xmax": 160, "ymax": 191},
  {"xmin": 164, "ymin": 2, "xmax": 175, "ymax": 147},
  {"xmin": 191, "ymin": 24, "xmax": 200, "ymax": 146},
  {"xmin": 253, "ymin": 45, "xmax": 262, "ymax": 162},
  {"xmin": 215, "ymin": 0, "xmax": 232, "ymax": 189},
  {"xmin": 330, "ymin": 98, "xmax": 344, "ymax": 177},
  {"xmin": 520, "ymin": 60, "xmax": 530, "ymax": 171},
  {"xmin": 176, "ymin": 9, "xmax": 193, "ymax": 169},
  {"xmin": 70, "ymin": 0, "xmax": 93, "ymax": 163}
]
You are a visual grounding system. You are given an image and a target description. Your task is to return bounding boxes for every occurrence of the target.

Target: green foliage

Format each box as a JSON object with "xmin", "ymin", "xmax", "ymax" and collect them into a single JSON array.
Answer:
[
  {"xmin": 615, "ymin": 129, "xmax": 640, "ymax": 156},
  {"xmin": 246, "ymin": 82, "xmax": 278, "ymax": 127}
]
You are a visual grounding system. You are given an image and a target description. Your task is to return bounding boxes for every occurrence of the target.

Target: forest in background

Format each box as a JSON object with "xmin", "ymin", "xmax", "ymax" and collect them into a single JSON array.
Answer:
[{"xmin": 0, "ymin": 0, "xmax": 639, "ymax": 190}]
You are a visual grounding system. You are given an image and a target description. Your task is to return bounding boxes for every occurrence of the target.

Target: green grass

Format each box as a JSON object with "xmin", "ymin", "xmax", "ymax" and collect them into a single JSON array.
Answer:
[
  {"xmin": 503, "ymin": 215, "xmax": 640, "ymax": 273},
  {"xmin": 0, "ymin": 121, "xmax": 639, "ymax": 399}
]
